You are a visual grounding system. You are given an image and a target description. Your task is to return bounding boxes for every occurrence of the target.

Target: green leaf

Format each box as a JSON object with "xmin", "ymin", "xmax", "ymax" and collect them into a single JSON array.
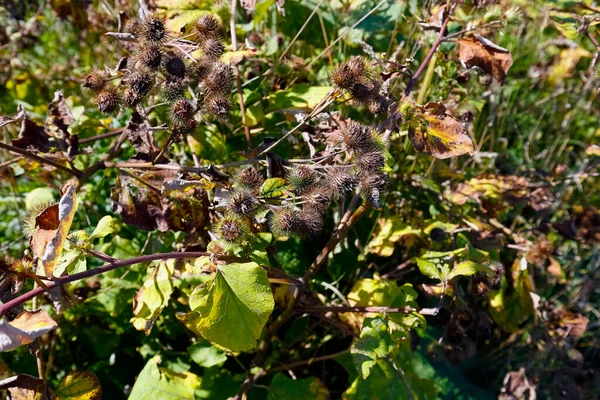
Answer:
[
  {"xmin": 250, "ymin": 249, "xmax": 270, "ymax": 266},
  {"xmin": 89, "ymin": 216, "xmax": 115, "ymax": 241},
  {"xmin": 259, "ymin": 178, "xmax": 288, "ymax": 199},
  {"xmin": 447, "ymin": 261, "xmax": 492, "ymax": 280},
  {"xmin": 25, "ymin": 187, "xmax": 54, "ymax": 211},
  {"xmin": 367, "ymin": 217, "xmax": 421, "ymax": 257},
  {"xmin": 181, "ymin": 262, "xmax": 274, "ymax": 352},
  {"xmin": 187, "ymin": 340, "xmax": 228, "ymax": 368},
  {"xmin": 267, "ymin": 373, "xmax": 329, "ymax": 400},
  {"xmin": 266, "ymin": 84, "xmax": 332, "ymax": 112},
  {"xmin": 130, "ymin": 261, "xmax": 174, "ymax": 335},
  {"xmin": 352, "ymin": 317, "xmax": 394, "ymax": 379},
  {"xmin": 129, "ymin": 356, "xmax": 200, "ymax": 400},
  {"xmin": 415, "ymin": 258, "xmax": 443, "ymax": 281},
  {"xmin": 54, "ymin": 371, "xmax": 101, "ymax": 400}
]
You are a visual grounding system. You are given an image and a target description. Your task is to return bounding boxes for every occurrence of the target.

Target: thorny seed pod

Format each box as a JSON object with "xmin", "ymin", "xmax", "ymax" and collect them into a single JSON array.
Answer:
[
  {"xmin": 356, "ymin": 151, "xmax": 385, "ymax": 173},
  {"xmin": 125, "ymin": 19, "xmax": 142, "ymax": 36},
  {"xmin": 141, "ymin": 14, "xmax": 167, "ymax": 44},
  {"xmin": 287, "ymin": 165, "xmax": 316, "ymax": 194},
  {"xmin": 303, "ymin": 186, "xmax": 332, "ymax": 214},
  {"xmin": 123, "ymin": 87, "xmax": 143, "ymax": 107},
  {"xmin": 331, "ymin": 56, "xmax": 371, "ymax": 92},
  {"xmin": 169, "ymin": 99, "xmax": 195, "ymax": 127},
  {"xmin": 205, "ymin": 62, "xmax": 234, "ymax": 94},
  {"xmin": 204, "ymin": 94, "xmax": 232, "ymax": 119},
  {"xmin": 368, "ymin": 94, "xmax": 387, "ymax": 114},
  {"xmin": 359, "ymin": 172, "xmax": 387, "ymax": 208},
  {"xmin": 161, "ymin": 79, "xmax": 187, "ymax": 102},
  {"xmin": 270, "ymin": 207, "xmax": 303, "ymax": 237},
  {"xmin": 217, "ymin": 214, "xmax": 249, "ymax": 248},
  {"xmin": 125, "ymin": 68, "xmax": 153, "ymax": 96},
  {"xmin": 340, "ymin": 121, "xmax": 374, "ymax": 154},
  {"xmin": 299, "ymin": 208, "xmax": 324, "ymax": 237},
  {"xmin": 22, "ymin": 202, "xmax": 54, "ymax": 238},
  {"xmin": 229, "ymin": 189, "xmax": 259, "ymax": 215},
  {"xmin": 326, "ymin": 169, "xmax": 356, "ymax": 199},
  {"xmin": 135, "ymin": 43, "xmax": 162, "ymax": 70},
  {"xmin": 202, "ymin": 38, "xmax": 225, "ymax": 60},
  {"xmin": 350, "ymin": 82, "xmax": 376, "ymax": 105},
  {"xmin": 235, "ymin": 167, "xmax": 264, "ymax": 190},
  {"xmin": 82, "ymin": 70, "xmax": 107, "ymax": 92},
  {"xmin": 194, "ymin": 14, "xmax": 220, "ymax": 40},
  {"xmin": 347, "ymin": 56, "xmax": 371, "ymax": 80},
  {"xmin": 94, "ymin": 86, "xmax": 121, "ymax": 114},
  {"xmin": 192, "ymin": 56, "xmax": 213, "ymax": 81},
  {"xmin": 163, "ymin": 51, "xmax": 186, "ymax": 79}
]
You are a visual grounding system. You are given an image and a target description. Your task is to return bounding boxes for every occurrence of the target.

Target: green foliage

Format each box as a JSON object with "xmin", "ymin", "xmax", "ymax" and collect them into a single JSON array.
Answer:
[{"xmin": 128, "ymin": 356, "xmax": 201, "ymax": 400}]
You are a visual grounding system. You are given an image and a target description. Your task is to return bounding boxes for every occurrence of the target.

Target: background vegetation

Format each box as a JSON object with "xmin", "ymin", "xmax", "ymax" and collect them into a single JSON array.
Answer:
[{"xmin": 1, "ymin": 0, "xmax": 599, "ymax": 399}]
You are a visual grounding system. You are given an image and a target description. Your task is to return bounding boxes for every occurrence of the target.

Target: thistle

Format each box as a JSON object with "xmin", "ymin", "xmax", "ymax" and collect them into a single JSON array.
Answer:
[
  {"xmin": 134, "ymin": 43, "xmax": 162, "ymax": 70},
  {"xmin": 169, "ymin": 99, "xmax": 195, "ymax": 128},
  {"xmin": 205, "ymin": 63, "xmax": 234, "ymax": 95},
  {"xmin": 163, "ymin": 51, "xmax": 186, "ymax": 80},
  {"xmin": 229, "ymin": 189, "xmax": 259, "ymax": 216},
  {"xmin": 217, "ymin": 214, "xmax": 249, "ymax": 249},
  {"xmin": 287, "ymin": 165, "xmax": 316, "ymax": 194},
  {"xmin": 94, "ymin": 86, "xmax": 121, "ymax": 114},
  {"xmin": 141, "ymin": 14, "xmax": 166, "ymax": 44},
  {"xmin": 235, "ymin": 167, "xmax": 264, "ymax": 190},
  {"xmin": 202, "ymin": 38, "xmax": 225, "ymax": 60},
  {"xmin": 82, "ymin": 70, "xmax": 107, "ymax": 92},
  {"xmin": 194, "ymin": 15, "xmax": 221, "ymax": 40}
]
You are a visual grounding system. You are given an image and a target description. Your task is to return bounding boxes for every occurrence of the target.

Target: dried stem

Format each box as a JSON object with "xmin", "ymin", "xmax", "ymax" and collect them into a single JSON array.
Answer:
[{"xmin": 0, "ymin": 142, "xmax": 80, "ymax": 177}]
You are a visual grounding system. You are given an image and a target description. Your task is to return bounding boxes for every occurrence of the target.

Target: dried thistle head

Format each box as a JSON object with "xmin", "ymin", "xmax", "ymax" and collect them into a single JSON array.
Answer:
[
  {"xmin": 141, "ymin": 14, "xmax": 167, "ymax": 44},
  {"xmin": 270, "ymin": 207, "xmax": 303, "ymax": 237},
  {"xmin": 161, "ymin": 79, "xmax": 187, "ymax": 102},
  {"xmin": 326, "ymin": 169, "xmax": 356, "ymax": 199},
  {"xmin": 331, "ymin": 56, "xmax": 371, "ymax": 91},
  {"xmin": 123, "ymin": 87, "xmax": 143, "ymax": 108},
  {"xmin": 135, "ymin": 43, "xmax": 162, "ymax": 70},
  {"xmin": 235, "ymin": 167, "xmax": 264, "ymax": 191},
  {"xmin": 82, "ymin": 70, "xmax": 107, "ymax": 92},
  {"xmin": 194, "ymin": 14, "xmax": 221, "ymax": 40},
  {"xmin": 340, "ymin": 121, "xmax": 373, "ymax": 154},
  {"xmin": 355, "ymin": 151, "xmax": 385, "ymax": 173},
  {"xmin": 125, "ymin": 19, "xmax": 142, "ymax": 36},
  {"xmin": 192, "ymin": 56, "xmax": 214, "ymax": 81},
  {"xmin": 299, "ymin": 208, "xmax": 324, "ymax": 237},
  {"xmin": 359, "ymin": 172, "xmax": 387, "ymax": 208},
  {"xmin": 163, "ymin": 51, "xmax": 187, "ymax": 80},
  {"xmin": 287, "ymin": 165, "xmax": 316, "ymax": 194},
  {"xmin": 94, "ymin": 86, "xmax": 121, "ymax": 114},
  {"xmin": 125, "ymin": 67, "xmax": 154, "ymax": 96},
  {"xmin": 204, "ymin": 94, "xmax": 232, "ymax": 119},
  {"xmin": 205, "ymin": 62, "xmax": 234, "ymax": 94},
  {"xmin": 229, "ymin": 189, "xmax": 259, "ymax": 216},
  {"xmin": 217, "ymin": 214, "xmax": 249, "ymax": 248},
  {"xmin": 169, "ymin": 99, "xmax": 195, "ymax": 128},
  {"xmin": 303, "ymin": 186, "xmax": 332, "ymax": 214},
  {"xmin": 202, "ymin": 38, "xmax": 225, "ymax": 60}
]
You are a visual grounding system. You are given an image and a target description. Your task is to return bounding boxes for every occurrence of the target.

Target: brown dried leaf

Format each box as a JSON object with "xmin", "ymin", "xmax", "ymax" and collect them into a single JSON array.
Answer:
[
  {"xmin": 457, "ymin": 35, "xmax": 513, "ymax": 84},
  {"xmin": 0, "ymin": 374, "xmax": 45, "ymax": 400},
  {"xmin": 406, "ymin": 101, "xmax": 474, "ymax": 159},
  {"xmin": 11, "ymin": 110, "xmax": 54, "ymax": 154},
  {"xmin": 586, "ymin": 144, "xmax": 600, "ymax": 156},
  {"xmin": 499, "ymin": 368, "xmax": 537, "ymax": 400},
  {"xmin": 126, "ymin": 112, "xmax": 158, "ymax": 161},
  {"xmin": 448, "ymin": 175, "xmax": 529, "ymax": 206},
  {"xmin": 46, "ymin": 91, "xmax": 74, "ymax": 138},
  {"xmin": 0, "ymin": 310, "xmax": 58, "ymax": 352}
]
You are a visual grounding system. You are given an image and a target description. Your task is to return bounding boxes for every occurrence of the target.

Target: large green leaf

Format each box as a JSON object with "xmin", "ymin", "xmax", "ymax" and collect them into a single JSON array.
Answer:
[
  {"xmin": 181, "ymin": 262, "xmax": 274, "ymax": 352},
  {"xmin": 129, "ymin": 356, "xmax": 200, "ymax": 400},
  {"xmin": 130, "ymin": 261, "xmax": 174, "ymax": 335},
  {"xmin": 187, "ymin": 340, "xmax": 228, "ymax": 368},
  {"xmin": 352, "ymin": 317, "xmax": 394, "ymax": 379},
  {"xmin": 267, "ymin": 373, "xmax": 328, "ymax": 400}
]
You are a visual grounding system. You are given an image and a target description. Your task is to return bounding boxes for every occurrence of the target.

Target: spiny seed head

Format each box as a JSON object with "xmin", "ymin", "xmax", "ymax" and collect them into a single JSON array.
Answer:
[
  {"xmin": 94, "ymin": 86, "xmax": 121, "ymax": 114},
  {"xmin": 299, "ymin": 208, "xmax": 324, "ymax": 236},
  {"xmin": 135, "ymin": 43, "xmax": 162, "ymax": 70},
  {"xmin": 287, "ymin": 165, "xmax": 316, "ymax": 194},
  {"xmin": 326, "ymin": 169, "xmax": 356, "ymax": 199},
  {"xmin": 195, "ymin": 14, "xmax": 220, "ymax": 40},
  {"xmin": 204, "ymin": 94, "xmax": 231, "ymax": 119},
  {"xmin": 23, "ymin": 202, "xmax": 54, "ymax": 238},
  {"xmin": 270, "ymin": 207, "xmax": 302, "ymax": 237},
  {"xmin": 356, "ymin": 151, "xmax": 385, "ymax": 173},
  {"xmin": 161, "ymin": 79, "xmax": 187, "ymax": 102},
  {"xmin": 331, "ymin": 56, "xmax": 371, "ymax": 91},
  {"xmin": 164, "ymin": 51, "xmax": 186, "ymax": 79},
  {"xmin": 125, "ymin": 68, "xmax": 153, "ymax": 95},
  {"xmin": 340, "ymin": 121, "xmax": 374, "ymax": 154},
  {"xmin": 235, "ymin": 167, "xmax": 264, "ymax": 190},
  {"xmin": 303, "ymin": 186, "xmax": 332, "ymax": 214},
  {"xmin": 229, "ymin": 189, "xmax": 259, "ymax": 215},
  {"xmin": 123, "ymin": 87, "xmax": 143, "ymax": 107},
  {"xmin": 191, "ymin": 56, "xmax": 213, "ymax": 81},
  {"xmin": 202, "ymin": 37, "xmax": 225, "ymax": 59},
  {"xmin": 368, "ymin": 95, "xmax": 387, "ymax": 114},
  {"xmin": 141, "ymin": 14, "xmax": 166, "ymax": 43},
  {"xmin": 217, "ymin": 214, "xmax": 249, "ymax": 247},
  {"xmin": 350, "ymin": 82, "xmax": 375, "ymax": 105},
  {"xmin": 205, "ymin": 62, "xmax": 234, "ymax": 94},
  {"xmin": 82, "ymin": 70, "xmax": 107, "ymax": 92},
  {"xmin": 169, "ymin": 99, "xmax": 195, "ymax": 127},
  {"xmin": 359, "ymin": 172, "xmax": 387, "ymax": 208},
  {"xmin": 125, "ymin": 19, "xmax": 142, "ymax": 36}
]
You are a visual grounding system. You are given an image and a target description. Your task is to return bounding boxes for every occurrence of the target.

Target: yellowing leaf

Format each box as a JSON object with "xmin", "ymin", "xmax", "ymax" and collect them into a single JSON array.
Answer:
[
  {"xmin": 54, "ymin": 371, "xmax": 101, "ymax": 400},
  {"xmin": 259, "ymin": 177, "xmax": 289, "ymax": 199},
  {"xmin": 180, "ymin": 262, "xmax": 274, "ymax": 352},
  {"xmin": 0, "ymin": 310, "xmax": 57, "ymax": 352},
  {"xmin": 129, "ymin": 356, "xmax": 200, "ymax": 400},
  {"xmin": 404, "ymin": 101, "xmax": 474, "ymax": 159},
  {"xmin": 131, "ymin": 261, "xmax": 174, "ymax": 335},
  {"xmin": 457, "ymin": 34, "xmax": 513, "ymax": 83},
  {"xmin": 366, "ymin": 217, "xmax": 421, "ymax": 257},
  {"xmin": 547, "ymin": 47, "xmax": 592, "ymax": 86},
  {"xmin": 89, "ymin": 216, "xmax": 115, "ymax": 241},
  {"xmin": 448, "ymin": 175, "xmax": 529, "ymax": 205}
]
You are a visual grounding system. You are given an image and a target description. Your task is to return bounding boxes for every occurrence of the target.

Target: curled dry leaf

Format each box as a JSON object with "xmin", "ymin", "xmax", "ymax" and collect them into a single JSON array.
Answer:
[
  {"xmin": 29, "ymin": 180, "xmax": 78, "ymax": 278},
  {"xmin": 0, "ymin": 374, "xmax": 45, "ymax": 400},
  {"xmin": 457, "ymin": 34, "xmax": 513, "ymax": 84},
  {"xmin": 499, "ymin": 368, "xmax": 537, "ymax": 400},
  {"xmin": 403, "ymin": 101, "xmax": 474, "ymax": 159},
  {"xmin": 46, "ymin": 91, "xmax": 75, "ymax": 138},
  {"xmin": 125, "ymin": 112, "xmax": 158, "ymax": 161},
  {"xmin": 0, "ymin": 309, "xmax": 58, "ymax": 352}
]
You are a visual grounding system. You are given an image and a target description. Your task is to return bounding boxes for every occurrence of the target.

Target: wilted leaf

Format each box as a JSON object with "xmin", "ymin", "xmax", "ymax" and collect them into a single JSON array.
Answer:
[
  {"xmin": 0, "ymin": 310, "xmax": 57, "ymax": 352},
  {"xmin": 125, "ymin": 112, "xmax": 158, "ymax": 161},
  {"xmin": 267, "ymin": 373, "xmax": 329, "ymax": 400},
  {"xmin": 488, "ymin": 258, "xmax": 535, "ymax": 332},
  {"xmin": 552, "ymin": 310, "xmax": 590, "ymax": 338},
  {"xmin": 46, "ymin": 91, "xmax": 74, "ymax": 138},
  {"xmin": 180, "ymin": 262, "xmax": 274, "ymax": 352},
  {"xmin": 0, "ymin": 374, "xmax": 45, "ymax": 399},
  {"xmin": 131, "ymin": 261, "xmax": 174, "ymax": 335},
  {"xmin": 547, "ymin": 48, "xmax": 592, "ymax": 86},
  {"xmin": 448, "ymin": 175, "xmax": 529, "ymax": 206},
  {"xmin": 352, "ymin": 317, "xmax": 394, "ymax": 379},
  {"xmin": 54, "ymin": 371, "xmax": 102, "ymax": 400},
  {"xmin": 366, "ymin": 217, "xmax": 421, "ymax": 257},
  {"xmin": 457, "ymin": 34, "xmax": 513, "ymax": 84},
  {"xmin": 129, "ymin": 356, "xmax": 200, "ymax": 400},
  {"xmin": 259, "ymin": 177, "xmax": 289, "ymax": 199},
  {"xmin": 404, "ymin": 101, "xmax": 474, "ymax": 159},
  {"xmin": 499, "ymin": 368, "xmax": 537, "ymax": 400},
  {"xmin": 11, "ymin": 106, "xmax": 54, "ymax": 153},
  {"xmin": 547, "ymin": 257, "xmax": 566, "ymax": 284}
]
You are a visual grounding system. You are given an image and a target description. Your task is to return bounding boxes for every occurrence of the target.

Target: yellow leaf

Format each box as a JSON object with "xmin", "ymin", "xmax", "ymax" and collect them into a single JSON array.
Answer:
[
  {"xmin": 0, "ymin": 310, "xmax": 58, "ymax": 352},
  {"xmin": 55, "ymin": 371, "xmax": 102, "ymax": 400},
  {"xmin": 547, "ymin": 48, "xmax": 592, "ymax": 86}
]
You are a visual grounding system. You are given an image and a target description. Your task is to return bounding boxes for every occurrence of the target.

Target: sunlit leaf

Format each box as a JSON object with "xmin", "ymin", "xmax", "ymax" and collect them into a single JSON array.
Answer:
[
  {"xmin": 457, "ymin": 34, "xmax": 513, "ymax": 83},
  {"xmin": 259, "ymin": 177, "xmax": 288, "ymax": 199},
  {"xmin": 89, "ymin": 216, "xmax": 115, "ymax": 241},
  {"xmin": 54, "ymin": 371, "xmax": 102, "ymax": 400},
  {"xmin": 187, "ymin": 340, "xmax": 228, "ymax": 368},
  {"xmin": 446, "ymin": 261, "xmax": 492, "ymax": 280},
  {"xmin": 366, "ymin": 217, "xmax": 421, "ymax": 257},
  {"xmin": 130, "ymin": 261, "xmax": 174, "ymax": 335},
  {"xmin": 129, "ymin": 356, "xmax": 201, "ymax": 400},
  {"xmin": 352, "ymin": 317, "xmax": 394, "ymax": 379},
  {"xmin": 0, "ymin": 310, "xmax": 57, "ymax": 352}
]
